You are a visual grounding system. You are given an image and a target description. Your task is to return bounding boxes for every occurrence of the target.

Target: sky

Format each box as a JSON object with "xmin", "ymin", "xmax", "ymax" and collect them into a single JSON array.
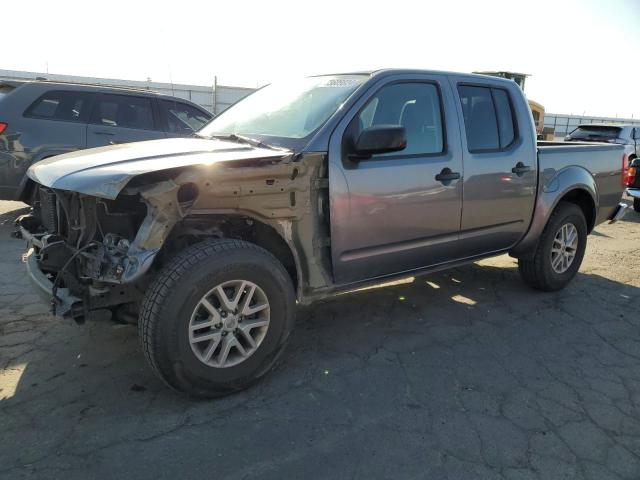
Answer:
[{"xmin": 4, "ymin": 0, "xmax": 640, "ymax": 117}]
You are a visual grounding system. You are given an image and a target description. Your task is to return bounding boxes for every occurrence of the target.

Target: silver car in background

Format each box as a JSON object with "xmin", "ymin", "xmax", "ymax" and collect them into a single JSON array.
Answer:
[{"xmin": 565, "ymin": 123, "xmax": 640, "ymax": 160}]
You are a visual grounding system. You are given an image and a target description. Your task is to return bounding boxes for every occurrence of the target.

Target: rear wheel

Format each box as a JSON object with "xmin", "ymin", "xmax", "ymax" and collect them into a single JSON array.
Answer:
[
  {"xmin": 634, "ymin": 197, "xmax": 640, "ymax": 213},
  {"xmin": 518, "ymin": 202, "xmax": 587, "ymax": 291},
  {"xmin": 139, "ymin": 238, "xmax": 296, "ymax": 398}
]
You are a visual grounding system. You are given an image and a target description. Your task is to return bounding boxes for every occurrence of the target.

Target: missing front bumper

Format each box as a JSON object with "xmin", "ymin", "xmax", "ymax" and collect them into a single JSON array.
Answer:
[{"xmin": 23, "ymin": 248, "xmax": 83, "ymax": 320}]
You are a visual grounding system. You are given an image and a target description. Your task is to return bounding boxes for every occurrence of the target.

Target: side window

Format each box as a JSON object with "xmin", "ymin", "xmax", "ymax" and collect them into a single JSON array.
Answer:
[
  {"xmin": 458, "ymin": 85, "xmax": 517, "ymax": 152},
  {"xmin": 161, "ymin": 100, "xmax": 211, "ymax": 133},
  {"xmin": 493, "ymin": 89, "xmax": 515, "ymax": 148},
  {"xmin": 24, "ymin": 90, "xmax": 91, "ymax": 122},
  {"xmin": 90, "ymin": 94, "xmax": 155, "ymax": 130},
  {"xmin": 354, "ymin": 82, "xmax": 444, "ymax": 156}
]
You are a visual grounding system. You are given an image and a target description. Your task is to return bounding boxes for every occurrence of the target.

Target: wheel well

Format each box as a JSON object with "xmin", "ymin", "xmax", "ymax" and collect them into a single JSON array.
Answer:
[
  {"xmin": 558, "ymin": 189, "xmax": 596, "ymax": 233},
  {"xmin": 167, "ymin": 215, "xmax": 299, "ymax": 291},
  {"xmin": 18, "ymin": 178, "xmax": 37, "ymax": 203},
  {"xmin": 18, "ymin": 154, "xmax": 58, "ymax": 203}
]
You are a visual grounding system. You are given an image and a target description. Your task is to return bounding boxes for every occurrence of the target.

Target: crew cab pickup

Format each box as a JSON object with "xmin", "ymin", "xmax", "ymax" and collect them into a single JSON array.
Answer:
[{"xmin": 16, "ymin": 69, "xmax": 627, "ymax": 397}]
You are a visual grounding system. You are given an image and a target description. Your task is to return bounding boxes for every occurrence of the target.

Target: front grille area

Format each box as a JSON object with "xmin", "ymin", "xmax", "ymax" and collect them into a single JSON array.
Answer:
[{"xmin": 39, "ymin": 187, "xmax": 58, "ymax": 233}]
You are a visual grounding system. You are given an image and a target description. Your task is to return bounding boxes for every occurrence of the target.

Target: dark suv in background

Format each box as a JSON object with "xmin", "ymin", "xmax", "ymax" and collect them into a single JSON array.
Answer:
[{"xmin": 0, "ymin": 80, "xmax": 212, "ymax": 201}]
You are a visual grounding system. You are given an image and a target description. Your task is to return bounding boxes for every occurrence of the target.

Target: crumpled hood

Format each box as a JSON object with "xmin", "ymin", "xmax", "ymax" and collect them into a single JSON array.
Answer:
[{"xmin": 27, "ymin": 138, "xmax": 291, "ymax": 199}]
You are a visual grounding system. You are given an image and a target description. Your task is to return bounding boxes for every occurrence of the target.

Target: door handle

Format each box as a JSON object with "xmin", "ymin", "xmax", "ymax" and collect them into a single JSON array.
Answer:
[
  {"xmin": 94, "ymin": 130, "xmax": 116, "ymax": 136},
  {"xmin": 435, "ymin": 168, "xmax": 461, "ymax": 184},
  {"xmin": 512, "ymin": 162, "xmax": 531, "ymax": 175}
]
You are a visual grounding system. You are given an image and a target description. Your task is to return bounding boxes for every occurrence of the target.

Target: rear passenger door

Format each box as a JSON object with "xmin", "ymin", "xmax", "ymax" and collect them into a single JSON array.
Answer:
[
  {"xmin": 159, "ymin": 99, "xmax": 212, "ymax": 137},
  {"xmin": 87, "ymin": 93, "xmax": 166, "ymax": 147},
  {"xmin": 452, "ymin": 80, "xmax": 537, "ymax": 256}
]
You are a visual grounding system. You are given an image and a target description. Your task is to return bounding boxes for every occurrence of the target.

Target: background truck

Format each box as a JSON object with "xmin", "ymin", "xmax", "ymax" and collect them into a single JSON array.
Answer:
[{"xmin": 16, "ymin": 69, "xmax": 627, "ymax": 398}]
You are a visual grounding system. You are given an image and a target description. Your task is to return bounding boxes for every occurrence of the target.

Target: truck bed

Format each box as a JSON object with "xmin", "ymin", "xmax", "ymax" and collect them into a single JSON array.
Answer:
[{"xmin": 537, "ymin": 141, "xmax": 624, "ymax": 225}]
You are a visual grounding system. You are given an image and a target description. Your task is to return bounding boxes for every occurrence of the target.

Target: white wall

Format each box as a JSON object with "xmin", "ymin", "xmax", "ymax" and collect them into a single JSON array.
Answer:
[{"xmin": 0, "ymin": 69, "xmax": 256, "ymax": 114}]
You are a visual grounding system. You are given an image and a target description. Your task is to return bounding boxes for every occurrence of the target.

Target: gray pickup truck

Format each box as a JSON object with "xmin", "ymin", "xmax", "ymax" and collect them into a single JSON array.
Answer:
[{"xmin": 16, "ymin": 69, "xmax": 627, "ymax": 397}]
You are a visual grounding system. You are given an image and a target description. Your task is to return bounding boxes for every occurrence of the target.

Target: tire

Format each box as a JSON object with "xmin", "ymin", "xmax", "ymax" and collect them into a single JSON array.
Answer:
[
  {"xmin": 139, "ymin": 238, "xmax": 296, "ymax": 398},
  {"xmin": 634, "ymin": 197, "xmax": 640, "ymax": 213},
  {"xmin": 518, "ymin": 202, "xmax": 587, "ymax": 292}
]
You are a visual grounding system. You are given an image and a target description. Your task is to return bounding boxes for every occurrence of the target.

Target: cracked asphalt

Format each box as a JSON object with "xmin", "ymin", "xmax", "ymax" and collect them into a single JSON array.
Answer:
[{"xmin": 1, "ymin": 199, "xmax": 640, "ymax": 480}]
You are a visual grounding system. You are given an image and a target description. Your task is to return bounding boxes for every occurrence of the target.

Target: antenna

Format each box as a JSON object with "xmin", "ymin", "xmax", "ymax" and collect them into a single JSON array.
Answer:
[{"xmin": 168, "ymin": 64, "xmax": 175, "ymax": 98}]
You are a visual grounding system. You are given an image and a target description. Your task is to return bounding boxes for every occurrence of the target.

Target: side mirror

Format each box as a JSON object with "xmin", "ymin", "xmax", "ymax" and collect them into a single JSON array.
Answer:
[{"xmin": 353, "ymin": 125, "xmax": 407, "ymax": 158}]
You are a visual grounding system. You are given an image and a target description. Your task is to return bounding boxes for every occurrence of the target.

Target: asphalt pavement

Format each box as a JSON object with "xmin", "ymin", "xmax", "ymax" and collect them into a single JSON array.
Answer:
[{"xmin": 1, "ymin": 200, "xmax": 640, "ymax": 480}]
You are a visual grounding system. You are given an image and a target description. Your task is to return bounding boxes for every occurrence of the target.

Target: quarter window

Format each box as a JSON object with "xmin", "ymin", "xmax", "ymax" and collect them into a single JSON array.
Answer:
[
  {"xmin": 492, "ymin": 89, "xmax": 515, "ymax": 148},
  {"xmin": 24, "ymin": 90, "xmax": 92, "ymax": 122},
  {"xmin": 354, "ymin": 82, "xmax": 444, "ymax": 156},
  {"xmin": 90, "ymin": 94, "xmax": 155, "ymax": 130},
  {"xmin": 458, "ymin": 85, "xmax": 517, "ymax": 152}
]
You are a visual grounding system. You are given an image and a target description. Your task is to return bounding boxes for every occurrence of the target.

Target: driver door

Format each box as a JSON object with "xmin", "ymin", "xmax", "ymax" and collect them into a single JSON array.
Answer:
[{"xmin": 328, "ymin": 77, "xmax": 464, "ymax": 284}]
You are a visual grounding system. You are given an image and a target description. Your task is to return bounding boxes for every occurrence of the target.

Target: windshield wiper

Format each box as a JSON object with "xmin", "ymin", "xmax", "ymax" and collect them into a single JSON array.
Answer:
[{"xmin": 210, "ymin": 133, "xmax": 278, "ymax": 150}]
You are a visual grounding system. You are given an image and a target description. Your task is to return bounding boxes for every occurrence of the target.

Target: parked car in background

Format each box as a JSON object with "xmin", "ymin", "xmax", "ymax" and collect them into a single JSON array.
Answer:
[
  {"xmin": 625, "ymin": 157, "xmax": 640, "ymax": 211},
  {"xmin": 0, "ymin": 80, "xmax": 212, "ymax": 201},
  {"xmin": 565, "ymin": 123, "xmax": 640, "ymax": 160},
  {"xmin": 0, "ymin": 79, "xmax": 21, "ymax": 99},
  {"xmin": 17, "ymin": 69, "xmax": 627, "ymax": 398}
]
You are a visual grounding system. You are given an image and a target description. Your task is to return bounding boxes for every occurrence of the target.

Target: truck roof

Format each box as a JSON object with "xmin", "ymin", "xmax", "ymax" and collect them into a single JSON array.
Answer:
[{"xmin": 317, "ymin": 68, "xmax": 517, "ymax": 86}]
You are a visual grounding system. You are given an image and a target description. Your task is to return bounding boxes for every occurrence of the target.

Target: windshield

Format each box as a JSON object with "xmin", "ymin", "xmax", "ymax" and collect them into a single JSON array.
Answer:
[
  {"xmin": 198, "ymin": 75, "xmax": 367, "ymax": 149},
  {"xmin": 568, "ymin": 126, "xmax": 622, "ymax": 140}
]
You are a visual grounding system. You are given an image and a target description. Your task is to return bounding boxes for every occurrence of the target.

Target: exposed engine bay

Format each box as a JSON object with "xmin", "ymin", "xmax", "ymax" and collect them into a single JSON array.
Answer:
[{"xmin": 17, "ymin": 183, "xmax": 174, "ymax": 322}]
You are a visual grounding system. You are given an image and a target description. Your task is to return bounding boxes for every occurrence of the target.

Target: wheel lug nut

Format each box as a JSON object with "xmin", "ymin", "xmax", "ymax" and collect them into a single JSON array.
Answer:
[{"xmin": 222, "ymin": 331, "xmax": 227, "ymax": 336}]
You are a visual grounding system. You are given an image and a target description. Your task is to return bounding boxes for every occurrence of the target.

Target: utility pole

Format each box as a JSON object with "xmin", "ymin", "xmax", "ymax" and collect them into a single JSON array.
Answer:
[{"xmin": 212, "ymin": 76, "xmax": 218, "ymax": 116}]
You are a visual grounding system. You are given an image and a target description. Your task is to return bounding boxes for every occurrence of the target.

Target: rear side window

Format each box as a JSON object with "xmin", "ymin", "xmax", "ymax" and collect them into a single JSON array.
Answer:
[
  {"xmin": 24, "ymin": 90, "xmax": 92, "ymax": 122},
  {"xmin": 458, "ymin": 85, "xmax": 517, "ymax": 152},
  {"xmin": 492, "ymin": 89, "xmax": 515, "ymax": 147},
  {"xmin": 161, "ymin": 100, "xmax": 211, "ymax": 133},
  {"xmin": 90, "ymin": 94, "xmax": 155, "ymax": 130}
]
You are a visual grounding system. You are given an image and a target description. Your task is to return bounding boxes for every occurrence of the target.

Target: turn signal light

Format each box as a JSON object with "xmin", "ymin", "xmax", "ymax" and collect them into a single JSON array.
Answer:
[
  {"xmin": 626, "ymin": 166, "xmax": 637, "ymax": 187},
  {"xmin": 0, "ymin": 122, "xmax": 7, "ymax": 134}
]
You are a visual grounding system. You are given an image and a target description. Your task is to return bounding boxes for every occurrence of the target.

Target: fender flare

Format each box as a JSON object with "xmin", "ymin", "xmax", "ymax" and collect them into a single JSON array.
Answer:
[{"xmin": 510, "ymin": 165, "xmax": 597, "ymax": 259}]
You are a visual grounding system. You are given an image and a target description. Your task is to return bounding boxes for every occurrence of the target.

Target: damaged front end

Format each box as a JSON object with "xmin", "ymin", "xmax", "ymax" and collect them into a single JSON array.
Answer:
[{"xmin": 16, "ymin": 181, "xmax": 185, "ymax": 323}]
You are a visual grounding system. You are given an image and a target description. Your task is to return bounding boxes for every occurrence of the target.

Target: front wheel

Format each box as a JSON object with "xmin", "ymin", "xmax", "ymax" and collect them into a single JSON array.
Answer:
[
  {"xmin": 139, "ymin": 238, "xmax": 296, "ymax": 398},
  {"xmin": 518, "ymin": 202, "xmax": 587, "ymax": 292}
]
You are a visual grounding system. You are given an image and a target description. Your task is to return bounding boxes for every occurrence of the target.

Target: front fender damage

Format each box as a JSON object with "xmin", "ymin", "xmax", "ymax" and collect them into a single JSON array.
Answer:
[
  {"xmin": 21, "ymin": 151, "xmax": 334, "ymax": 321},
  {"xmin": 114, "ymin": 181, "xmax": 184, "ymax": 284}
]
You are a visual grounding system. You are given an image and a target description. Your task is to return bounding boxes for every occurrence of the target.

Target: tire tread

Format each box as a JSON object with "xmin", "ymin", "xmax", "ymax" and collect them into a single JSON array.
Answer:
[
  {"xmin": 518, "ymin": 202, "xmax": 586, "ymax": 291},
  {"xmin": 138, "ymin": 238, "xmax": 285, "ymax": 394}
]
